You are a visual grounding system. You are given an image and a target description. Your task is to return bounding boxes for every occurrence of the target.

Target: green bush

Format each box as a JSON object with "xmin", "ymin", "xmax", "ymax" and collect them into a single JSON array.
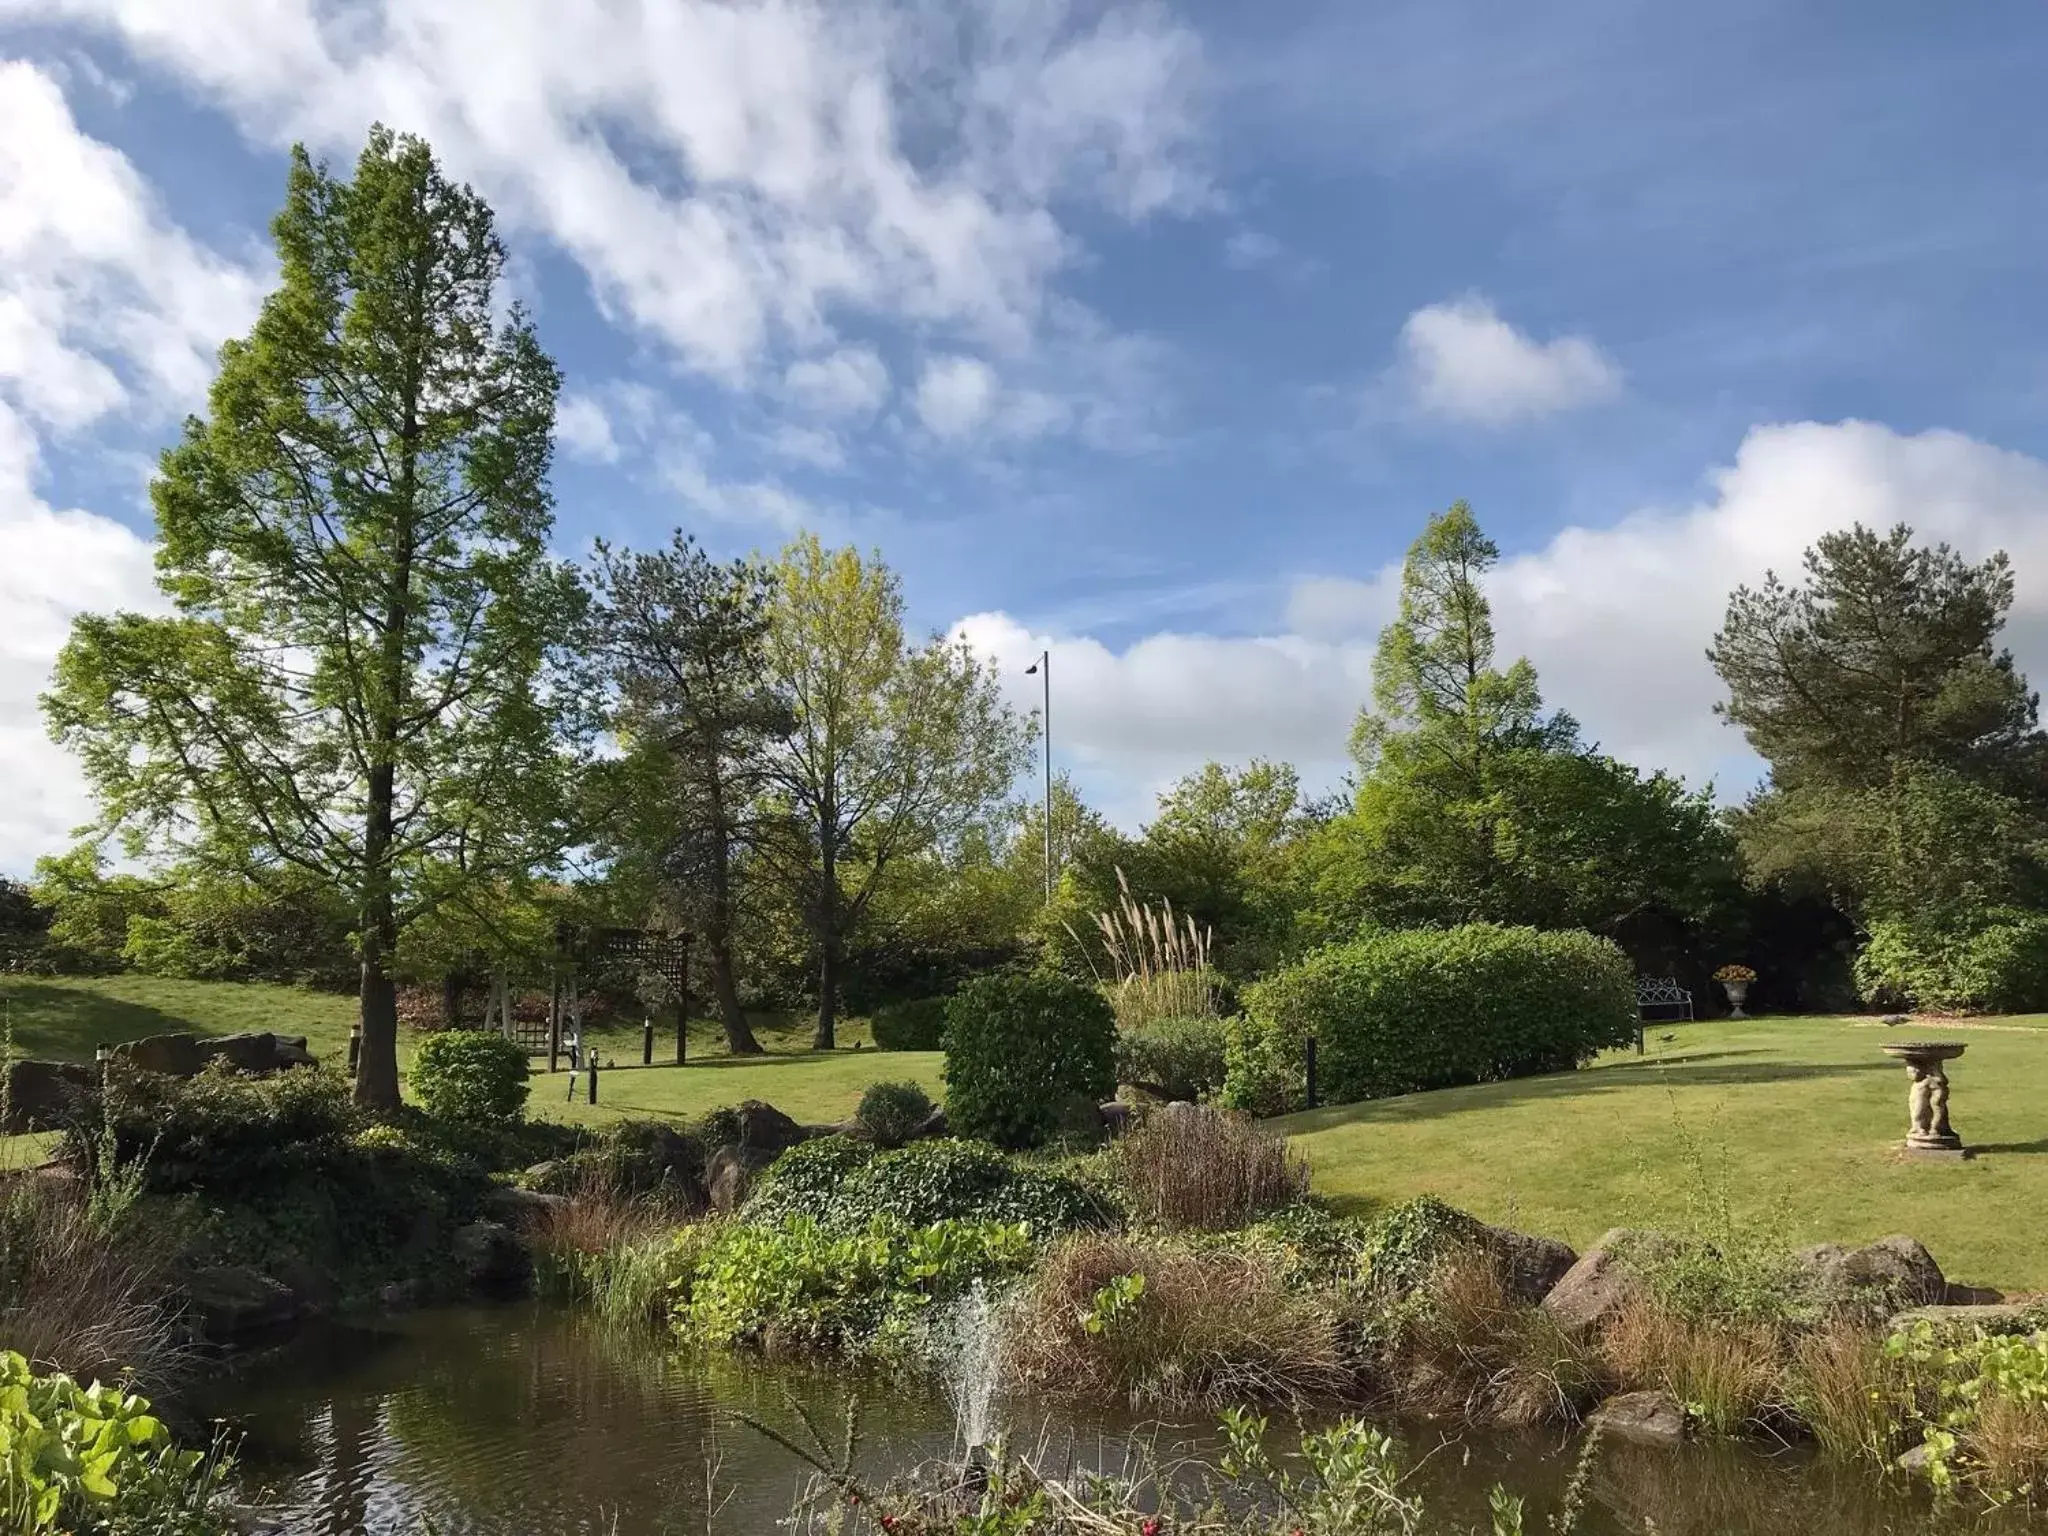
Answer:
[
  {"xmin": 667, "ymin": 1215, "xmax": 1036, "ymax": 1355},
  {"xmin": 745, "ymin": 1136, "xmax": 1107, "ymax": 1235},
  {"xmin": 0, "ymin": 1350, "xmax": 235, "ymax": 1535},
  {"xmin": 1216, "ymin": 1013, "xmax": 1305, "ymax": 1116},
  {"xmin": 1855, "ymin": 911, "xmax": 2048, "ymax": 1014},
  {"xmin": 77, "ymin": 1062, "xmax": 358, "ymax": 1196},
  {"xmin": 943, "ymin": 971, "xmax": 1115, "ymax": 1149},
  {"xmin": 870, "ymin": 996, "xmax": 949, "ymax": 1051},
  {"xmin": 1115, "ymin": 1016, "xmax": 1229, "ymax": 1101},
  {"xmin": 854, "ymin": 1079, "xmax": 934, "ymax": 1148},
  {"xmin": 1238, "ymin": 924, "xmax": 1636, "ymax": 1108},
  {"xmin": 408, "ymin": 1029, "xmax": 531, "ymax": 1124}
]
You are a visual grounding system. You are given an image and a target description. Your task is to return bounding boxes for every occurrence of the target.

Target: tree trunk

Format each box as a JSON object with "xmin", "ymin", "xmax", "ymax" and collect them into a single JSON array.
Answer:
[
  {"xmin": 707, "ymin": 942, "xmax": 760, "ymax": 1054},
  {"xmin": 356, "ymin": 909, "xmax": 402, "ymax": 1111},
  {"xmin": 814, "ymin": 932, "xmax": 839, "ymax": 1052},
  {"xmin": 441, "ymin": 970, "xmax": 464, "ymax": 1029}
]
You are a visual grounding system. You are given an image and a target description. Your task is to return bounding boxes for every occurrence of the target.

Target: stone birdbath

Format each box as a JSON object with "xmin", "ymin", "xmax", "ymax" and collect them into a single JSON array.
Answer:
[{"xmin": 1881, "ymin": 1041, "xmax": 1968, "ymax": 1160}]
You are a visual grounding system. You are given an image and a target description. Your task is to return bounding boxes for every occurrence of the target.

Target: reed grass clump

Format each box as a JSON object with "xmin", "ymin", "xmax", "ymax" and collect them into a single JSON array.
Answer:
[
  {"xmin": 1112, "ymin": 1104, "xmax": 1308, "ymax": 1230},
  {"xmin": 1076, "ymin": 869, "xmax": 1221, "ymax": 1030}
]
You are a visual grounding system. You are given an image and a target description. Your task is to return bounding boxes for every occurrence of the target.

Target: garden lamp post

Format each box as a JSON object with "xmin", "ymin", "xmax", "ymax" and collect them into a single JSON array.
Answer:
[{"xmin": 1025, "ymin": 650, "xmax": 1051, "ymax": 901}]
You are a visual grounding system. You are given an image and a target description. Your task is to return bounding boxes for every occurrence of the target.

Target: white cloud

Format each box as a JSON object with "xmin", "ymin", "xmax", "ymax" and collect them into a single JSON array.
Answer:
[
  {"xmin": 14, "ymin": 0, "xmax": 1207, "ymax": 398},
  {"xmin": 763, "ymin": 422, "xmax": 846, "ymax": 470},
  {"xmin": 0, "ymin": 61, "xmax": 267, "ymax": 874},
  {"xmin": 554, "ymin": 391, "xmax": 620, "ymax": 463},
  {"xmin": 1397, "ymin": 294, "xmax": 1621, "ymax": 424},
  {"xmin": 952, "ymin": 422, "xmax": 2048, "ymax": 823},
  {"xmin": 782, "ymin": 346, "xmax": 890, "ymax": 419},
  {"xmin": 1222, "ymin": 228, "xmax": 1281, "ymax": 268},
  {"xmin": 914, "ymin": 354, "xmax": 998, "ymax": 439}
]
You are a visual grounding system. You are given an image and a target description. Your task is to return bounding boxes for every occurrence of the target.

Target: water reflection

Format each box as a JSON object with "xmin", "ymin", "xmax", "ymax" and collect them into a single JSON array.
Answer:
[{"xmin": 192, "ymin": 1306, "xmax": 2043, "ymax": 1536}]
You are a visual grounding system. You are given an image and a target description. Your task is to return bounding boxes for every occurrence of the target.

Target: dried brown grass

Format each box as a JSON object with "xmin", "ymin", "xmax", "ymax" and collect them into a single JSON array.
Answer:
[
  {"xmin": 1113, "ymin": 1105, "xmax": 1308, "ymax": 1230},
  {"xmin": 0, "ymin": 1177, "xmax": 187, "ymax": 1391},
  {"xmin": 527, "ymin": 1181, "xmax": 684, "ymax": 1329},
  {"xmin": 1003, "ymin": 1231, "xmax": 1349, "ymax": 1410},
  {"xmin": 1965, "ymin": 1392, "xmax": 2048, "ymax": 1496},
  {"xmin": 1787, "ymin": 1321, "xmax": 1907, "ymax": 1465},
  {"xmin": 1599, "ymin": 1297, "xmax": 1784, "ymax": 1436},
  {"xmin": 1373, "ymin": 1250, "xmax": 1599, "ymax": 1427}
]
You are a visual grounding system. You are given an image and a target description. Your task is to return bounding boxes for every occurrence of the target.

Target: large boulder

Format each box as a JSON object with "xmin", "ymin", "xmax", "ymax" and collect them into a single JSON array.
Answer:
[
  {"xmin": 706, "ymin": 1143, "xmax": 779, "ymax": 1214},
  {"xmin": 1479, "ymin": 1224, "xmax": 1579, "ymax": 1306},
  {"xmin": 1539, "ymin": 1228, "xmax": 1651, "ymax": 1333},
  {"xmin": 0, "ymin": 1059, "xmax": 95, "ymax": 1133},
  {"xmin": 451, "ymin": 1221, "xmax": 532, "ymax": 1294},
  {"xmin": 115, "ymin": 1031, "xmax": 317, "ymax": 1078},
  {"xmin": 1591, "ymin": 1389, "xmax": 1687, "ymax": 1449},
  {"xmin": 1888, "ymin": 1302, "xmax": 2037, "ymax": 1336},
  {"xmin": 733, "ymin": 1099, "xmax": 809, "ymax": 1155},
  {"xmin": 483, "ymin": 1185, "xmax": 573, "ymax": 1228},
  {"xmin": 1794, "ymin": 1235, "xmax": 1946, "ymax": 1310},
  {"xmin": 183, "ymin": 1264, "xmax": 304, "ymax": 1341}
]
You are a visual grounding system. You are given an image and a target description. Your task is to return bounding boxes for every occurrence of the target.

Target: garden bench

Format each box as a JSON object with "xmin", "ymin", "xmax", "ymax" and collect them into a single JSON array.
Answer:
[{"xmin": 1634, "ymin": 976, "xmax": 1694, "ymax": 1023}]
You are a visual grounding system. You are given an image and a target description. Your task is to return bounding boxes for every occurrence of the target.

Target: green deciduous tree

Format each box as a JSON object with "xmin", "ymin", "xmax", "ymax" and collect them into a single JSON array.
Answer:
[
  {"xmin": 590, "ymin": 533, "xmax": 786, "ymax": 1054},
  {"xmin": 758, "ymin": 535, "xmax": 1032, "ymax": 1048},
  {"xmin": 42, "ymin": 129, "xmax": 588, "ymax": 1109}
]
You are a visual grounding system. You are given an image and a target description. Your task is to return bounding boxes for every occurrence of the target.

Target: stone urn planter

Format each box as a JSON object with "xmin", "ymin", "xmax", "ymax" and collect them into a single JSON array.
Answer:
[{"xmin": 1721, "ymin": 978, "xmax": 1750, "ymax": 1018}]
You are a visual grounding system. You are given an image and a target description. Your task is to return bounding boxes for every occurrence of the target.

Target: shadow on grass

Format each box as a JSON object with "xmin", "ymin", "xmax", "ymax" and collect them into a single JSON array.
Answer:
[
  {"xmin": 0, "ymin": 981, "xmax": 195, "ymax": 1062},
  {"xmin": 1279, "ymin": 1057, "xmax": 1895, "ymax": 1135},
  {"xmin": 1972, "ymin": 1138, "xmax": 2048, "ymax": 1157}
]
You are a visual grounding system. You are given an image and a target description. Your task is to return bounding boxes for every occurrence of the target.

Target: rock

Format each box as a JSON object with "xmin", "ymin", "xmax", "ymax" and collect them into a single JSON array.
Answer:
[
  {"xmin": 1540, "ymin": 1229, "xmax": 1649, "ymax": 1333},
  {"xmin": 1479, "ymin": 1224, "xmax": 1579, "ymax": 1306},
  {"xmin": 734, "ymin": 1100, "xmax": 809, "ymax": 1154},
  {"xmin": 483, "ymin": 1184, "xmax": 572, "ymax": 1227},
  {"xmin": 115, "ymin": 1031, "xmax": 318, "ymax": 1079},
  {"xmin": 0, "ymin": 1059, "xmax": 95, "ymax": 1133},
  {"xmin": 1896, "ymin": 1442, "xmax": 1936, "ymax": 1474},
  {"xmin": 183, "ymin": 1265, "xmax": 303, "ymax": 1341},
  {"xmin": 1794, "ymin": 1235, "xmax": 1947, "ymax": 1311},
  {"xmin": 913, "ymin": 1106, "xmax": 951, "ymax": 1141},
  {"xmin": 1097, "ymin": 1101, "xmax": 1132, "ymax": 1139},
  {"xmin": 1590, "ymin": 1389, "xmax": 1687, "ymax": 1449},
  {"xmin": 1882, "ymin": 1014, "xmax": 1910, "ymax": 1028},
  {"xmin": 451, "ymin": 1221, "xmax": 532, "ymax": 1294},
  {"xmin": 706, "ymin": 1143, "xmax": 778, "ymax": 1213},
  {"xmin": 1888, "ymin": 1302, "xmax": 2036, "ymax": 1335},
  {"xmin": 377, "ymin": 1280, "xmax": 421, "ymax": 1311}
]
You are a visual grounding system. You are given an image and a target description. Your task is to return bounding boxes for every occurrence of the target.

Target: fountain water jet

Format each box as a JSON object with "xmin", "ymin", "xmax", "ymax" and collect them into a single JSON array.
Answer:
[{"xmin": 933, "ymin": 1279, "xmax": 1003, "ymax": 1458}]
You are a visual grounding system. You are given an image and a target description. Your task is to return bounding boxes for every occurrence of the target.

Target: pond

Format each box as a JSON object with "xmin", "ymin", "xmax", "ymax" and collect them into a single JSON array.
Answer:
[{"xmin": 192, "ymin": 1305, "xmax": 2038, "ymax": 1536}]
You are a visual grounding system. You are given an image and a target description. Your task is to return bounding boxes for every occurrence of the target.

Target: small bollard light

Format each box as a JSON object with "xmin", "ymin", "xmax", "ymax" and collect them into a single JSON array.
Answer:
[
  {"xmin": 642, "ymin": 1016, "xmax": 654, "ymax": 1066},
  {"xmin": 348, "ymin": 1022, "xmax": 362, "ymax": 1076},
  {"xmin": 587, "ymin": 1054, "xmax": 599, "ymax": 1105}
]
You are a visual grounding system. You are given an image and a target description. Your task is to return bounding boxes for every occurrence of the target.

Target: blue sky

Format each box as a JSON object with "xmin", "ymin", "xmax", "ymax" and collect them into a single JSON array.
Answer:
[{"xmin": 5, "ymin": 0, "xmax": 2048, "ymax": 871}]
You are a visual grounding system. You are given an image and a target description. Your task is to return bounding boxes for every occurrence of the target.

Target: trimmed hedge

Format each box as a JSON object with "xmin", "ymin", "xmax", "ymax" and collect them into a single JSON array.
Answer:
[
  {"xmin": 870, "ymin": 995, "xmax": 949, "ymax": 1051},
  {"xmin": 942, "ymin": 972, "xmax": 1115, "ymax": 1149},
  {"xmin": 743, "ymin": 1135, "xmax": 1107, "ymax": 1234},
  {"xmin": 1237, "ymin": 923, "xmax": 1636, "ymax": 1109},
  {"xmin": 1855, "ymin": 911, "xmax": 2048, "ymax": 1014},
  {"xmin": 1115, "ymin": 1015, "xmax": 1229, "ymax": 1102}
]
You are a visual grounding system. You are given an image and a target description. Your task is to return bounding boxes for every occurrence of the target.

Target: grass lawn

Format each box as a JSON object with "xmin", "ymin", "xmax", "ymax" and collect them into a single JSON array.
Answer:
[
  {"xmin": 1279, "ymin": 1013, "xmax": 2048, "ymax": 1291},
  {"xmin": 0, "ymin": 973, "xmax": 940, "ymax": 1134}
]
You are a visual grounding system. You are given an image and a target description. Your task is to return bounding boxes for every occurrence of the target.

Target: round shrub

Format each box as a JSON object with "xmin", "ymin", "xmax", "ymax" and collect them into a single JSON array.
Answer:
[
  {"xmin": 744, "ymin": 1135, "xmax": 1106, "ymax": 1234},
  {"xmin": 943, "ymin": 971, "xmax": 1115, "ymax": 1149},
  {"xmin": 870, "ymin": 996, "xmax": 949, "ymax": 1051},
  {"xmin": 743, "ymin": 1135, "xmax": 879, "ymax": 1225},
  {"xmin": 1115, "ymin": 1015, "xmax": 1229, "ymax": 1102},
  {"xmin": 854, "ymin": 1079, "xmax": 934, "ymax": 1148},
  {"xmin": 81, "ymin": 1060, "xmax": 357, "ymax": 1194},
  {"xmin": 1239, "ymin": 924, "xmax": 1635, "ymax": 1109},
  {"xmin": 1855, "ymin": 912, "xmax": 2048, "ymax": 1013},
  {"xmin": 408, "ymin": 1029, "xmax": 531, "ymax": 1124}
]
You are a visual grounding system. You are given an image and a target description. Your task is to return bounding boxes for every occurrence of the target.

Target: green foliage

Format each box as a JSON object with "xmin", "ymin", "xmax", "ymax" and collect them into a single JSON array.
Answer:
[
  {"xmin": 668, "ymin": 1215, "xmax": 1036, "ymax": 1355},
  {"xmin": 1354, "ymin": 1195, "xmax": 1490, "ymax": 1295},
  {"xmin": 75, "ymin": 1062, "xmax": 357, "ymax": 1196},
  {"xmin": 409, "ymin": 1029, "xmax": 531, "ymax": 1125},
  {"xmin": 1242, "ymin": 924, "xmax": 1636, "ymax": 1107},
  {"xmin": 1883, "ymin": 1320, "xmax": 2048, "ymax": 1495},
  {"xmin": 869, "ymin": 995, "xmax": 949, "ymax": 1051},
  {"xmin": 1217, "ymin": 1011, "xmax": 1306, "ymax": 1117},
  {"xmin": 27, "ymin": 848, "xmax": 162, "ymax": 973},
  {"xmin": 1855, "ymin": 910, "xmax": 2048, "ymax": 1013},
  {"xmin": 853, "ymin": 1079, "xmax": 933, "ymax": 1148},
  {"xmin": 1115, "ymin": 1015, "xmax": 1229, "ymax": 1101},
  {"xmin": 0, "ymin": 1352, "xmax": 234, "ymax": 1536},
  {"xmin": 746, "ymin": 1136, "xmax": 1106, "ymax": 1235},
  {"xmin": 942, "ymin": 970, "xmax": 1115, "ymax": 1149},
  {"xmin": 759, "ymin": 533, "xmax": 1032, "ymax": 1048},
  {"xmin": 119, "ymin": 867, "xmax": 355, "ymax": 988},
  {"xmin": 41, "ymin": 128, "xmax": 591, "ymax": 1111}
]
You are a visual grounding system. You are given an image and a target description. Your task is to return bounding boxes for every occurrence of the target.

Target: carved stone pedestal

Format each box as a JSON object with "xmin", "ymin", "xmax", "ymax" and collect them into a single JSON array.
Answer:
[{"xmin": 1881, "ymin": 1041, "xmax": 1969, "ymax": 1160}]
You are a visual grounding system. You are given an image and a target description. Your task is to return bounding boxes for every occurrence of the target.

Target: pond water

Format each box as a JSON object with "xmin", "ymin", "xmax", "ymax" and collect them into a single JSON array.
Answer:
[{"xmin": 191, "ymin": 1305, "xmax": 2040, "ymax": 1536}]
